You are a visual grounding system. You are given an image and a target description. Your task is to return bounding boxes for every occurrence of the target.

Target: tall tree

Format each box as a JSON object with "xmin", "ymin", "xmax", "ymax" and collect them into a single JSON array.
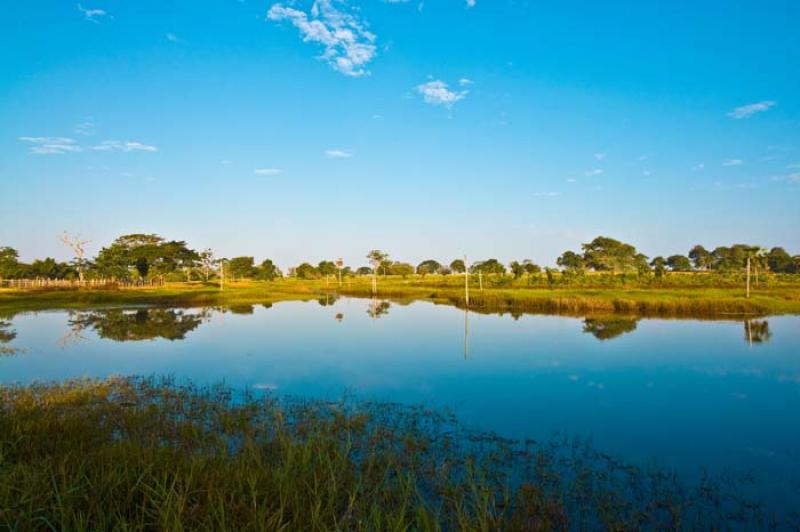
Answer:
[
  {"xmin": 556, "ymin": 251, "xmax": 585, "ymax": 273},
  {"xmin": 257, "ymin": 259, "xmax": 282, "ymax": 281},
  {"xmin": 666, "ymin": 255, "xmax": 692, "ymax": 271},
  {"xmin": 688, "ymin": 245, "xmax": 712, "ymax": 270},
  {"xmin": 416, "ymin": 260, "xmax": 442, "ymax": 277},
  {"xmin": 59, "ymin": 232, "xmax": 90, "ymax": 282},
  {"xmin": 227, "ymin": 257, "xmax": 257, "ymax": 280},
  {"xmin": 449, "ymin": 259, "xmax": 466, "ymax": 273},
  {"xmin": 581, "ymin": 236, "xmax": 643, "ymax": 274}
]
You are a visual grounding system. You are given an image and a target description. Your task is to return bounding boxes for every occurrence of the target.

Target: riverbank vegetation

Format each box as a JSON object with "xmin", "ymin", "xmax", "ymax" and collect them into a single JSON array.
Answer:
[{"xmin": 0, "ymin": 377, "xmax": 781, "ymax": 530}]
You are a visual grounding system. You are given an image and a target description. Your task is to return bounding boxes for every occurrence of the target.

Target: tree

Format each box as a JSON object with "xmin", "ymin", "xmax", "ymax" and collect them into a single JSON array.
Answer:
[
  {"xmin": 509, "ymin": 261, "xmax": 525, "ymax": 280},
  {"xmin": 581, "ymin": 236, "xmax": 643, "ymax": 274},
  {"xmin": 472, "ymin": 259, "xmax": 505, "ymax": 276},
  {"xmin": 295, "ymin": 262, "xmax": 319, "ymax": 280},
  {"xmin": 59, "ymin": 232, "xmax": 90, "ymax": 282},
  {"xmin": 257, "ymin": 259, "xmax": 282, "ymax": 281},
  {"xmin": 416, "ymin": 260, "xmax": 442, "ymax": 277},
  {"xmin": 227, "ymin": 257, "xmax": 257, "ymax": 280},
  {"xmin": 366, "ymin": 250, "xmax": 388, "ymax": 293},
  {"xmin": 199, "ymin": 249, "xmax": 216, "ymax": 281},
  {"xmin": 767, "ymin": 247, "xmax": 795, "ymax": 273},
  {"xmin": 318, "ymin": 261, "xmax": 337, "ymax": 282},
  {"xmin": 688, "ymin": 245, "xmax": 713, "ymax": 270},
  {"xmin": 93, "ymin": 234, "xmax": 198, "ymax": 280},
  {"xmin": 449, "ymin": 259, "xmax": 466, "ymax": 273},
  {"xmin": 0, "ymin": 247, "xmax": 20, "ymax": 279},
  {"xmin": 355, "ymin": 266, "xmax": 373, "ymax": 276},
  {"xmin": 556, "ymin": 251, "xmax": 585, "ymax": 273},
  {"xmin": 666, "ymin": 255, "xmax": 692, "ymax": 272},
  {"xmin": 650, "ymin": 256, "xmax": 666, "ymax": 278},
  {"xmin": 389, "ymin": 262, "xmax": 414, "ymax": 278}
]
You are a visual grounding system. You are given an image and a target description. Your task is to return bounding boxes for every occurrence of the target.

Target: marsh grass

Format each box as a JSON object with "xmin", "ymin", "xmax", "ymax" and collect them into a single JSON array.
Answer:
[{"xmin": 0, "ymin": 377, "xmax": 782, "ymax": 530}]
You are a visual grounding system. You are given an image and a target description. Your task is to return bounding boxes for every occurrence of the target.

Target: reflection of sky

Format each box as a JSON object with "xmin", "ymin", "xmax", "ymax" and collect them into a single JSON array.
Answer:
[{"xmin": 2, "ymin": 301, "xmax": 800, "ymax": 512}]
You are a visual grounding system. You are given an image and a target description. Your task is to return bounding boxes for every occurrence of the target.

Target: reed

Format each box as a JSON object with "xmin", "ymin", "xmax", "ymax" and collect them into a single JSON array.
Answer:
[{"xmin": 0, "ymin": 377, "xmax": 779, "ymax": 530}]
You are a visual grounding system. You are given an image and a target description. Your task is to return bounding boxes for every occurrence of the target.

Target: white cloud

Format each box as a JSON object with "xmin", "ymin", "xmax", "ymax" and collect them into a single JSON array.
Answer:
[
  {"xmin": 584, "ymin": 168, "xmax": 603, "ymax": 177},
  {"xmin": 77, "ymin": 4, "xmax": 109, "ymax": 23},
  {"xmin": 728, "ymin": 100, "xmax": 775, "ymax": 119},
  {"xmin": 458, "ymin": 78, "xmax": 473, "ymax": 87},
  {"xmin": 165, "ymin": 33, "xmax": 183, "ymax": 43},
  {"xmin": 787, "ymin": 163, "xmax": 800, "ymax": 169},
  {"xmin": 465, "ymin": 0, "xmax": 476, "ymax": 6},
  {"xmin": 325, "ymin": 149, "xmax": 352, "ymax": 159},
  {"xmin": 267, "ymin": 1, "xmax": 377, "ymax": 77},
  {"xmin": 416, "ymin": 80, "xmax": 468, "ymax": 108},
  {"xmin": 722, "ymin": 159, "xmax": 743, "ymax": 167},
  {"xmin": 533, "ymin": 192, "xmax": 559, "ymax": 197},
  {"xmin": 771, "ymin": 172, "xmax": 800, "ymax": 183},
  {"xmin": 254, "ymin": 168, "xmax": 282, "ymax": 175},
  {"xmin": 74, "ymin": 121, "xmax": 95, "ymax": 136},
  {"xmin": 20, "ymin": 136, "xmax": 158, "ymax": 154},
  {"xmin": 593, "ymin": 152, "xmax": 606, "ymax": 161},
  {"xmin": 93, "ymin": 141, "xmax": 158, "ymax": 152},
  {"xmin": 19, "ymin": 137, "xmax": 81, "ymax": 155},
  {"xmin": 692, "ymin": 163, "xmax": 705, "ymax": 171}
]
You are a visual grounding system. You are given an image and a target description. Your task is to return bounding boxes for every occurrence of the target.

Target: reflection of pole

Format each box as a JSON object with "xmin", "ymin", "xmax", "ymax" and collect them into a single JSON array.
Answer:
[
  {"xmin": 464, "ymin": 307, "xmax": 469, "ymax": 360},
  {"xmin": 746, "ymin": 257, "xmax": 750, "ymax": 299},
  {"xmin": 464, "ymin": 255, "xmax": 470, "ymax": 307},
  {"xmin": 747, "ymin": 319, "xmax": 752, "ymax": 347}
]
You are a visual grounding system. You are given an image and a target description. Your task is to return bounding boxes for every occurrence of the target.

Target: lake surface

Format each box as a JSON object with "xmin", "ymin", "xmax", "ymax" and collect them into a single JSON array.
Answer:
[{"xmin": 2, "ymin": 298, "xmax": 799, "ymax": 516}]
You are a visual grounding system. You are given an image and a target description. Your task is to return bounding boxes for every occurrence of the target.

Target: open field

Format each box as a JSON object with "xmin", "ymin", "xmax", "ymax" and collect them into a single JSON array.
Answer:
[
  {"xmin": 2, "ymin": 274, "xmax": 800, "ymax": 317},
  {"xmin": 0, "ymin": 377, "xmax": 776, "ymax": 531},
  {"xmin": 1, "ymin": 275, "xmax": 800, "ymax": 317}
]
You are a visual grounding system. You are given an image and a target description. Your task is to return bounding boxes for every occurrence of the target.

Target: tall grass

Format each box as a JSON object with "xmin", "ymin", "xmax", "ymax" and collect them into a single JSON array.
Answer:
[{"xmin": 0, "ymin": 377, "xmax": 781, "ymax": 530}]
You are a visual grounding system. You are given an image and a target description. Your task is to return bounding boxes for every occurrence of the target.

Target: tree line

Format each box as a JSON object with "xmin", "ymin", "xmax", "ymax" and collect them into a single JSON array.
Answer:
[{"xmin": 1, "ymin": 234, "xmax": 798, "ymax": 282}]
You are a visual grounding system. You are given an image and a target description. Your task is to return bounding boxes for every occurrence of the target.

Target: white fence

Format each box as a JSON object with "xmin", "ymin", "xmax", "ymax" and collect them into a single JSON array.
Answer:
[{"xmin": 0, "ymin": 278, "xmax": 165, "ymax": 289}]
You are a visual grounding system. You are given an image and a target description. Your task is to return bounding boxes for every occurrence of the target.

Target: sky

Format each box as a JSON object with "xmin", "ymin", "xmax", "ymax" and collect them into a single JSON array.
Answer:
[{"xmin": 1, "ymin": 0, "xmax": 799, "ymax": 269}]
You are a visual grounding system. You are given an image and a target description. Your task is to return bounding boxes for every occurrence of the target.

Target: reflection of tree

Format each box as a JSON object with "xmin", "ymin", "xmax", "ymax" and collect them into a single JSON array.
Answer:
[
  {"xmin": 744, "ymin": 320, "xmax": 772, "ymax": 345},
  {"xmin": 227, "ymin": 305, "xmax": 254, "ymax": 315},
  {"xmin": 318, "ymin": 294, "xmax": 338, "ymax": 307},
  {"xmin": 68, "ymin": 309, "xmax": 204, "ymax": 342},
  {"xmin": 367, "ymin": 300, "xmax": 391, "ymax": 319},
  {"xmin": 0, "ymin": 320, "xmax": 16, "ymax": 344},
  {"xmin": 582, "ymin": 317, "xmax": 639, "ymax": 341},
  {"xmin": 335, "ymin": 313, "xmax": 344, "ymax": 322}
]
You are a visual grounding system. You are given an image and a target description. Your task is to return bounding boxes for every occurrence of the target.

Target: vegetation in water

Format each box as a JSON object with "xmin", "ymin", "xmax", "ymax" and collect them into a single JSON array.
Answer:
[{"xmin": 0, "ymin": 377, "xmax": 788, "ymax": 531}]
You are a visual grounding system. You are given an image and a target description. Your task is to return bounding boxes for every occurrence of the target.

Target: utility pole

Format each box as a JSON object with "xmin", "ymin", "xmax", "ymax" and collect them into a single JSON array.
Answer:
[{"xmin": 220, "ymin": 259, "xmax": 225, "ymax": 292}]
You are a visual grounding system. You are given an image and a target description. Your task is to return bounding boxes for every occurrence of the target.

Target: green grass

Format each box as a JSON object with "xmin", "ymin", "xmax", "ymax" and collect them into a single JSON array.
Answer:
[
  {"xmin": 0, "ymin": 377, "xmax": 779, "ymax": 530},
  {"xmin": 2, "ymin": 274, "xmax": 800, "ymax": 318}
]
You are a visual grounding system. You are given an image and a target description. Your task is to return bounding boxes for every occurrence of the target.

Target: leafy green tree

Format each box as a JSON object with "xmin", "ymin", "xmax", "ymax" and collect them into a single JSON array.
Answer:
[
  {"xmin": 295, "ymin": 263, "xmax": 319, "ymax": 280},
  {"xmin": 27, "ymin": 258, "xmax": 76, "ymax": 279},
  {"xmin": 355, "ymin": 266, "xmax": 373, "ymax": 276},
  {"xmin": 257, "ymin": 260, "xmax": 282, "ymax": 281},
  {"xmin": 318, "ymin": 261, "xmax": 337, "ymax": 278},
  {"xmin": 472, "ymin": 259, "xmax": 506, "ymax": 276},
  {"xmin": 666, "ymin": 255, "xmax": 692, "ymax": 272},
  {"xmin": 556, "ymin": 251, "xmax": 585, "ymax": 273},
  {"xmin": 509, "ymin": 261, "xmax": 525, "ymax": 280},
  {"xmin": 688, "ymin": 245, "xmax": 713, "ymax": 270},
  {"xmin": 449, "ymin": 259, "xmax": 466, "ymax": 273},
  {"xmin": 0, "ymin": 247, "xmax": 21, "ymax": 279},
  {"xmin": 416, "ymin": 260, "xmax": 442, "ymax": 277},
  {"xmin": 581, "ymin": 236, "xmax": 643, "ymax": 274},
  {"xmin": 93, "ymin": 234, "xmax": 198, "ymax": 280},
  {"xmin": 227, "ymin": 257, "xmax": 257, "ymax": 280},
  {"xmin": 650, "ymin": 256, "xmax": 666, "ymax": 278},
  {"xmin": 767, "ymin": 247, "xmax": 795, "ymax": 273},
  {"xmin": 389, "ymin": 262, "xmax": 414, "ymax": 278}
]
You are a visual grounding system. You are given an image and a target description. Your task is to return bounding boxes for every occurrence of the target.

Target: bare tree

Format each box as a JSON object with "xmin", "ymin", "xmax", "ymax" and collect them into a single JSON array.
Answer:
[{"xmin": 59, "ymin": 232, "xmax": 90, "ymax": 282}]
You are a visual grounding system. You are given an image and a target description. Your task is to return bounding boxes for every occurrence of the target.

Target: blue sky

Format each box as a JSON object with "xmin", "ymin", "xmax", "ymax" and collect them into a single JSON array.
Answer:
[{"xmin": 1, "ymin": 0, "xmax": 798, "ymax": 268}]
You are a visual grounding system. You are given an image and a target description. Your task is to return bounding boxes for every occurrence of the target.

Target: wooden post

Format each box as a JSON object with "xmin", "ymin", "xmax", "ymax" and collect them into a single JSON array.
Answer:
[
  {"xmin": 478, "ymin": 271, "xmax": 483, "ymax": 291},
  {"xmin": 746, "ymin": 256, "xmax": 750, "ymax": 299},
  {"xmin": 220, "ymin": 260, "xmax": 225, "ymax": 292},
  {"xmin": 464, "ymin": 255, "xmax": 470, "ymax": 307}
]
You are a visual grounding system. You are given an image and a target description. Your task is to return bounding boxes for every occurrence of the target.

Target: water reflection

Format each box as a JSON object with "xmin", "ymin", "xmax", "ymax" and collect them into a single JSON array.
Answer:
[
  {"xmin": 0, "ymin": 318, "xmax": 20, "ymax": 356},
  {"xmin": 582, "ymin": 317, "xmax": 639, "ymax": 341},
  {"xmin": 744, "ymin": 320, "xmax": 772, "ymax": 345},
  {"xmin": 318, "ymin": 294, "xmax": 339, "ymax": 307},
  {"xmin": 67, "ymin": 309, "xmax": 207, "ymax": 342},
  {"xmin": 367, "ymin": 300, "xmax": 391, "ymax": 319}
]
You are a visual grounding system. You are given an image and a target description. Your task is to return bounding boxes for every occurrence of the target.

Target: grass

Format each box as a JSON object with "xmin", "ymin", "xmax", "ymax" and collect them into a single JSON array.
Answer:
[
  {"xmin": 2, "ymin": 274, "xmax": 800, "ymax": 318},
  {"xmin": 0, "ymin": 377, "xmax": 782, "ymax": 531}
]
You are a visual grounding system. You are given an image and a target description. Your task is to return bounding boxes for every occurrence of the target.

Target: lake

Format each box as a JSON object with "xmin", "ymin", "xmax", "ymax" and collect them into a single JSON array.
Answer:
[{"xmin": 2, "ymin": 298, "xmax": 799, "ymax": 517}]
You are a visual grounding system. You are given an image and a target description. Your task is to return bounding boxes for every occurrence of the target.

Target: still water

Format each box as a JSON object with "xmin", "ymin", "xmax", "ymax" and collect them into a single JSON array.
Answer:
[{"xmin": 1, "ymin": 298, "xmax": 799, "ymax": 514}]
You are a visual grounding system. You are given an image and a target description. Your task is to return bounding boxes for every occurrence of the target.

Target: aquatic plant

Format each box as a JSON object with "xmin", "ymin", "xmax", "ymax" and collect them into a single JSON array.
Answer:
[{"xmin": 0, "ymin": 377, "xmax": 785, "ymax": 530}]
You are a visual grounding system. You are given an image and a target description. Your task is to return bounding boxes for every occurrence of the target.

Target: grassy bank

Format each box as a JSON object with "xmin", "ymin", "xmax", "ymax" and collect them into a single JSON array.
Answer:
[
  {"xmin": 0, "ymin": 377, "xmax": 777, "ymax": 530},
  {"xmin": 2, "ymin": 276, "xmax": 800, "ymax": 318}
]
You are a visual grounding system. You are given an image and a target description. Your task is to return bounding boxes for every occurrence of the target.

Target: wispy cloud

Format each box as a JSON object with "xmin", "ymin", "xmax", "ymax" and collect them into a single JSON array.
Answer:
[
  {"xmin": 584, "ymin": 168, "xmax": 603, "ymax": 177},
  {"xmin": 593, "ymin": 152, "xmax": 606, "ymax": 161},
  {"xmin": 18, "ymin": 137, "xmax": 81, "ymax": 155},
  {"xmin": 325, "ymin": 149, "xmax": 353, "ymax": 159},
  {"xmin": 692, "ymin": 163, "xmax": 705, "ymax": 171},
  {"xmin": 77, "ymin": 4, "xmax": 110, "ymax": 23},
  {"xmin": 19, "ymin": 136, "xmax": 157, "ymax": 154},
  {"xmin": 533, "ymin": 191, "xmax": 560, "ymax": 197},
  {"xmin": 416, "ymin": 80, "xmax": 468, "ymax": 108},
  {"xmin": 73, "ymin": 121, "xmax": 95, "ymax": 136},
  {"xmin": 254, "ymin": 168, "xmax": 282, "ymax": 175},
  {"xmin": 93, "ymin": 141, "xmax": 158, "ymax": 152},
  {"xmin": 165, "ymin": 33, "xmax": 183, "ymax": 43},
  {"xmin": 771, "ymin": 172, "xmax": 800, "ymax": 183},
  {"xmin": 267, "ymin": 0, "xmax": 376, "ymax": 77},
  {"xmin": 465, "ymin": 0, "xmax": 476, "ymax": 7},
  {"xmin": 722, "ymin": 159, "xmax": 743, "ymax": 167},
  {"xmin": 458, "ymin": 78, "xmax": 473, "ymax": 87},
  {"xmin": 728, "ymin": 100, "xmax": 775, "ymax": 119}
]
